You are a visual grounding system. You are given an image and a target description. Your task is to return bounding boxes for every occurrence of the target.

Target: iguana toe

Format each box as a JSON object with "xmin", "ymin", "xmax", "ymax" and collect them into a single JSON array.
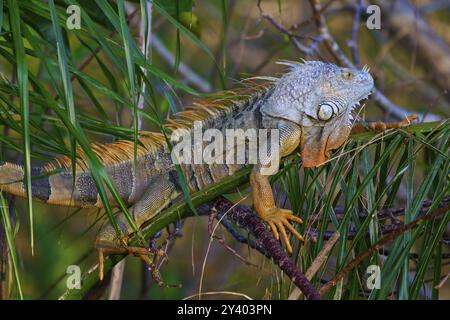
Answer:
[{"xmin": 261, "ymin": 207, "xmax": 304, "ymax": 254}]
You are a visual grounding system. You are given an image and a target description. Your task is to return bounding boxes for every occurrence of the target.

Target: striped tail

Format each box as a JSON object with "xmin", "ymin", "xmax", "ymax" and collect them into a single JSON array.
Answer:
[{"xmin": 0, "ymin": 161, "xmax": 100, "ymax": 208}]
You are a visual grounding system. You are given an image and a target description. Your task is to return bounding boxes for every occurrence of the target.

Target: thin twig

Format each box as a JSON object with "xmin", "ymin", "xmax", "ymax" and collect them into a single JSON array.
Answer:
[
  {"xmin": 347, "ymin": 0, "xmax": 363, "ymax": 65},
  {"xmin": 306, "ymin": 196, "xmax": 450, "ymax": 230},
  {"xmin": 434, "ymin": 272, "xmax": 449, "ymax": 289},
  {"xmin": 257, "ymin": 0, "xmax": 323, "ymax": 56},
  {"xmin": 207, "ymin": 210, "xmax": 259, "ymax": 267},
  {"xmin": 288, "ymin": 231, "xmax": 340, "ymax": 300},
  {"xmin": 217, "ymin": 213, "xmax": 269, "ymax": 256},
  {"xmin": 107, "ymin": 259, "xmax": 125, "ymax": 300}
]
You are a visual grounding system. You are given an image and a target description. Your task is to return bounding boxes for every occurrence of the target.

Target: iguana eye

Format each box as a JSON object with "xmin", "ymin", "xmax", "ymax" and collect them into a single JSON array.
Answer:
[
  {"xmin": 341, "ymin": 70, "xmax": 354, "ymax": 80},
  {"xmin": 317, "ymin": 103, "xmax": 334, "ymax": 121}
]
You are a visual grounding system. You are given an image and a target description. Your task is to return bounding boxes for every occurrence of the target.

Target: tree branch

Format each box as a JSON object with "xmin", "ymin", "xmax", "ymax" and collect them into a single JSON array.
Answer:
[{"xmin": 200, "ymin": 198, "xmax": 322, "ymax": 300}]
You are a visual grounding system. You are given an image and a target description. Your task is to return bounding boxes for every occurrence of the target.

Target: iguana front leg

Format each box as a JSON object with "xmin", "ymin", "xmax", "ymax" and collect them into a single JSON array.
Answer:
[
  {"xmin": 250, "ymin": 122, "xmax": 304, "ymax": 254},
  {"xmin": 250, "ymin": 172, "xmax": 304, "ymax": 253}
]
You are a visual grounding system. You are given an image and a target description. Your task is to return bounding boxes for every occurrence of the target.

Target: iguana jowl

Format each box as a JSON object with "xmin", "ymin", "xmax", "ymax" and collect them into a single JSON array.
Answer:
[{"xmin": 1, "ymin": 60, "xmax": 409, "ymax": 279}]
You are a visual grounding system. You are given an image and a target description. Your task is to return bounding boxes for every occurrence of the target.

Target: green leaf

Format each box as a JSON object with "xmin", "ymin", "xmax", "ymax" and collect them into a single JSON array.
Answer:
[
  {"xmin": 8, "ymin": 0, "xmax": 34, "ymax": 255},
  {"xmin": 49, "ymin": 0, "xmax": 78, "ymax": 180},
  {"xmin": 0, "ymin": 195, "xmax": 23, "ymax": 299}
]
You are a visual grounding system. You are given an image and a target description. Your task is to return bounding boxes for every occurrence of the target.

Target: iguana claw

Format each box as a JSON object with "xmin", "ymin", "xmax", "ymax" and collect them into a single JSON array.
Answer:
[
  {"xmin": 96, "ymin": 244, "xmax": 164, "ymax": 283},
  {"xmin": 351, "ymin": 115, "xmax": 418, "ymax": 134},
  {"xmin": 261, "ymin": 207, "xmax": 304, "ymax": 254}
]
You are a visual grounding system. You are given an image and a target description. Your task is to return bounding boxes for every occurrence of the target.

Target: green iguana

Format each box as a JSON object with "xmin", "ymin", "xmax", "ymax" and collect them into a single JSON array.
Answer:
[{"xmin": 0, "ymin": 60, "xmax": 414, "ymax": 280}]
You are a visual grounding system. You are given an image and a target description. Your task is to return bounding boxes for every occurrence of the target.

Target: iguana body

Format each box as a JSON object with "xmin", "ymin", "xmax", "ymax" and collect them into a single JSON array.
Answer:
[{"xmin": 1, "ymin": 61, "xmax": 397, "ymax": 278}]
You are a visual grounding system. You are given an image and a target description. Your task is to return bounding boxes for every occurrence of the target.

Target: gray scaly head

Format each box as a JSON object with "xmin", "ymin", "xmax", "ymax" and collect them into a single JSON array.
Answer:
[{"xmin": 260, "ymin": 60, "xmax": 374, "ymax": 167}]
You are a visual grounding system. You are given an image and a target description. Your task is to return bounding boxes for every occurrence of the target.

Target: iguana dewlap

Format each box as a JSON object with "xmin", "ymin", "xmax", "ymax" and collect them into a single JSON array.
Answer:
[{"xmin": 0, "ymin": 61, "xmax": 378, "ymax": 278}]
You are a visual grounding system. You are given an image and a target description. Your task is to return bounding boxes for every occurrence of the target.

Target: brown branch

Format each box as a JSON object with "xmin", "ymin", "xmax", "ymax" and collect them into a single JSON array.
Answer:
[
  {"xmin": 347, "ymin": 0, "xmax": 363, "ymax": 65},
  {"xmin": 198, "ymin": 198, "xmax": 322, "ymax": 300}
]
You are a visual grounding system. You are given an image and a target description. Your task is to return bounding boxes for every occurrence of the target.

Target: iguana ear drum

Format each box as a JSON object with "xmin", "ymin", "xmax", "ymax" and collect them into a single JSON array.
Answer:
[{"xmin": 317, "ymin": 102, "xmax": 339, "ymax": 121}]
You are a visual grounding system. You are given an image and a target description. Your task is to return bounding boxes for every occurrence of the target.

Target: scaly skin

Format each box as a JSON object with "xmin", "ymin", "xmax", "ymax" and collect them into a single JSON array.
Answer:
[{"xmin": 0, "ymin": 61, "xmax": 414, "ymax": 280}]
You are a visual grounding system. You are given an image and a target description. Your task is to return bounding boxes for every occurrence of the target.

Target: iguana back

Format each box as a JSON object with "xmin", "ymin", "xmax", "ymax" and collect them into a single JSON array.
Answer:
[{"xmin": 0, "ymin": 79, "xmax": 272, "ymax": 208}]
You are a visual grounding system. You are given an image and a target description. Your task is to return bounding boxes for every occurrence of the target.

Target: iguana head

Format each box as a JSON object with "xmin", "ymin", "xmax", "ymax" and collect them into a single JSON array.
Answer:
[{"xmin": 262, "ymin": 60, "xmax": 374, "ymax": 167}]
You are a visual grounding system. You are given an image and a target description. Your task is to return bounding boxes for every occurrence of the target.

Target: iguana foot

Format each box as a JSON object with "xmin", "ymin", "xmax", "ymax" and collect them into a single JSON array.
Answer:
[
  {"xmin": 352, "ymin": 115, "xmax": 418, "ymax": 134},
  {"xmin": 96, "ymin": 242, "xmax": 164, "ymax": 283},
  {"xmin": 367, "ymin": 114, "xmax": 417, "ymax": 131},
  {"xmin": 260, "ymin": 207, "xmax": 304, "ymax": 254}
]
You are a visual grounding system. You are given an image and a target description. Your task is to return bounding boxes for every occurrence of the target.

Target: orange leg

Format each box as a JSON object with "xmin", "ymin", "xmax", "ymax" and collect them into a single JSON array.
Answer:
[{"xmin": 250, "ymin": 171, "xmax": 304, "ymax": 254}]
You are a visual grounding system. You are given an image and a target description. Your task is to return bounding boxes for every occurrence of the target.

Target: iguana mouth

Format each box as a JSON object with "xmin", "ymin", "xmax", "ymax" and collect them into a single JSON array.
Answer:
[
  {"xmin": 301, "ymin": 91, "xmax": 372, "ymax": 168},
  {"xmin": 347, "ymin": 91, "xmax": 373, "ymax": 126}
]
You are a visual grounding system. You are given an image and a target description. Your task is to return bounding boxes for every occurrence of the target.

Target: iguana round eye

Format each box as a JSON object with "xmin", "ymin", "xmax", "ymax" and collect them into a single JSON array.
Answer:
[
  {"xmin": 317, "ymin": 104, "xmax": 334, "ymax": 121},
  {"xmin": 341, "ymin": 70, "xmax": 354, "ymax": 80}
]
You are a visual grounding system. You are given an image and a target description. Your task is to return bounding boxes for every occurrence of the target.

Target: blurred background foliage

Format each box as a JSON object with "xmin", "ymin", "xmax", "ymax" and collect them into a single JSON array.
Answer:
[{"xmin": 0, "ymin": 0, "xmax": 449, "ymax": 299}]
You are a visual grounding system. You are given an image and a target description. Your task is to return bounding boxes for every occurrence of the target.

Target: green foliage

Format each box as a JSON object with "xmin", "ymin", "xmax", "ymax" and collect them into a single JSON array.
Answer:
[
  {"xmin": 0, "ymin": 0, "xmax": 448, "ymax": 300},
  {"xmin": 0, "ymin": 194, "xmax": 23, "ymax": 299}
]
